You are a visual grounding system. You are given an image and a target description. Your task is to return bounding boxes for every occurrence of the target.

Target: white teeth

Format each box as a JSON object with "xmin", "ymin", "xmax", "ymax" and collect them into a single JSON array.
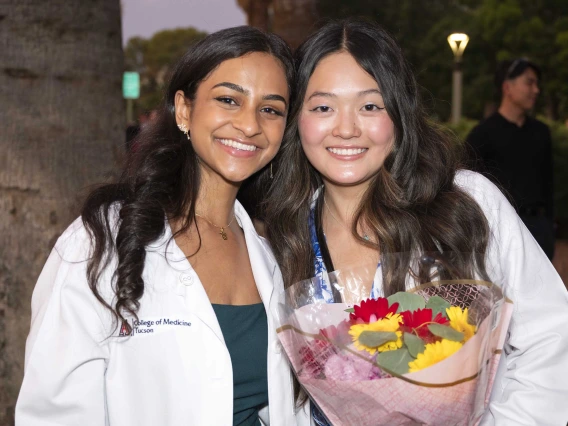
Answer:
[
  {"xmin": 218, "ymin": 138, "xmax": 258, "ymax": 152},
  {"xmin": 327, "ymin": 147, "xmax": 367, "ymax": 156}
]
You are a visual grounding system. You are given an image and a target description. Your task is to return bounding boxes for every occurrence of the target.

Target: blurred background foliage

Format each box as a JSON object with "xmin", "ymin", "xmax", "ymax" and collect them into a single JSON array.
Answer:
[{"xmin": 124, "ymin": 27, "xmax": 207, "ymax": 116}]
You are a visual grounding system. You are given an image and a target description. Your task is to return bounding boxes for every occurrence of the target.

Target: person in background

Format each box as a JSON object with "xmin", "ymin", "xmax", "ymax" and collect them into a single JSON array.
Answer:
[{"xmin": 466, "ymin": 58, "xmax": 555, "ymax": 259}]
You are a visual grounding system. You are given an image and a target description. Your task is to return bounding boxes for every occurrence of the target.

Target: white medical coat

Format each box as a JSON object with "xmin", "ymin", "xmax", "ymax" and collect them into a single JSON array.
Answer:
[
  {"xmin": 456, "ymin": 171, "xmax": 568, "ymax": 425},
  {"xmin": 16, "ymin": 201, "xmax": 311, "ymax": 426}
]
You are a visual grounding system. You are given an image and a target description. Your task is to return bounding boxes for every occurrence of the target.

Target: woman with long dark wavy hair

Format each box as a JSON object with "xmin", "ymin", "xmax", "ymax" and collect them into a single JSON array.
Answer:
[
  {"xmin": 265, "ymin": 19, "xmax": 568, "ymax": 425},
  {"xmin": 16, "ymin": 26, "xmax": 310, "ymax": 426}
]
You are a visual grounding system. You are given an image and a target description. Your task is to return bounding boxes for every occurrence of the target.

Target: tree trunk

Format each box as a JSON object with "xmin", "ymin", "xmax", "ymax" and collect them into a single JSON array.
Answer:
[
  {"xmin": 237, "ymin": 0, "xmax": 272, "ymax": 30},
  {"xmin": 236, "ymin": 0, "xmax": 319, "ymax": 49},
  {"xmin": 271, "ymin": 0, "xmax": 318, "ymax": 49},
  {"xmin": 0, "ymin": 1, "xmax": 124, "ymax": 424}
]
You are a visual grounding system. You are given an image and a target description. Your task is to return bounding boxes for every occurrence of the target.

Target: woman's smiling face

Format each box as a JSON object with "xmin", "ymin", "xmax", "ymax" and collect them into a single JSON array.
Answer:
[
  {"xmin": 175, "ymin": 52, "xmax": 289, "ymax": 185},
  {"xmin": 299, "ymin": 51, "xmax": 394, "ymax": 188}
]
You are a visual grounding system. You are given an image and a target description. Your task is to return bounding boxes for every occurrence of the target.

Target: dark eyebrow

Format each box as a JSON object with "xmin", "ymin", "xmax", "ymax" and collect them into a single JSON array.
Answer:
[
  {"xmin": 213, "ymin": 82, "xmax": 287, "ymax": 106},
  {"xmin": 358, "ymin": 89, "xmax": 382, "ymax": 97},
  {"xmin": 307, "ymin": 91, "xmax": 335, "ymax": 101},
  {"xmin": 212, "ymin": 82, "xmax": 250, "ymax": 95},
  {"xmin": 263, "ymin": 94, "xmax": 287, "ymax": 107},
  {"xmin": 307, "ymin": 88, "xmax": 382, "ymax": 101}
]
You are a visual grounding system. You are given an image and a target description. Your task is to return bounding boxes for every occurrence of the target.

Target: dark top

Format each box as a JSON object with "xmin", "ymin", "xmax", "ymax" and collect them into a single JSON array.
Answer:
[
  {"xmin": 466, "ymin": 112, "xmax": 554, "ymax": 219},
  {"xmin": 212, "ymin": 303, "xmax": 268, "ymax": 426}
]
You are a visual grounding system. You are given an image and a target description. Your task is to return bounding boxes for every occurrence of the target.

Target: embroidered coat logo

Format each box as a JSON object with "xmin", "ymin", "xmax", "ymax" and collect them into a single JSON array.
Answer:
[{"xmin": 119, "ymin": 320, "xmax": 132, "ymax": 337}]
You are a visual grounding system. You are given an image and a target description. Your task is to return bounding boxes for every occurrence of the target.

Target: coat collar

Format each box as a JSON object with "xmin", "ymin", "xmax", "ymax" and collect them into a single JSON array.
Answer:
[
  {"xmin": 234, "ymin": 200, "xmax": 278, "ymax": 311},
  {"xmin": 151, "ymin": 201, "xmax": 278, "ymax": 344}
]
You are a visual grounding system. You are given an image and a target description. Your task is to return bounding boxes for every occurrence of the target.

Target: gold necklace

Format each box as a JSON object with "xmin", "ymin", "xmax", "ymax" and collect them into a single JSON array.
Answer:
[
  {"xmin": 323, "ymin": 196, "xmax": 370, "ymax": 241},
  {"xmin": 195, "ymin": 212, "xmax": 235, "ymax": 240}
]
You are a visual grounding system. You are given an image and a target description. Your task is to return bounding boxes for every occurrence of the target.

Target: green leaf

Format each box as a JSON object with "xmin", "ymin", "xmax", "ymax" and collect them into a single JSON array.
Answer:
[
  {"xmin": 377, "ymin": 347, "xmax": 413, "ymax": 375},
  {"xmin": 358, "ymin": 331, "xmax": 398, "ymax": 348},
  {"xmin": 404, "ymin": 332, "xmax": 426, "ymax": 358},
  {"xmin": 344, "ymin": 307, "xmax": 354, "ymax": 313},
  {"xmin": 425, "ymin": 296, "xmax": 451, "ymax": 319},
  {"xmin": 428, "ymin": 324, "xmax": 464, "ymax": 342},
  {"xmin": 387, "ymin": 292, "xmax": 425, "ymax": 313}
]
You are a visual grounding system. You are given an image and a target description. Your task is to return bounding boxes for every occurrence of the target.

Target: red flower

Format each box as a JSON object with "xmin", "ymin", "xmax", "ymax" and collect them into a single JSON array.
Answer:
[
  {"xmin": 400, "ymin": 308, "xmax": 449, "ymax": 342},
  {"xmin": 320, "ymin": 319, "xmax": 352, "ymax": 346},
  {"xmin": 349, "ymin": 297, "xmax": 399, "ymax": 323}
]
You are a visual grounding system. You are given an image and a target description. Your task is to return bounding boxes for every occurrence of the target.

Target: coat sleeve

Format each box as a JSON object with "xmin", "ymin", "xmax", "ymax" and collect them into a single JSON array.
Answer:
[
  {"xmin": 457, "ymin": 171, "xmax": 568, "ymax": 426},
  {"xmin": 15, "ymin": 220, "xmax": 111, "ymax": 426}
]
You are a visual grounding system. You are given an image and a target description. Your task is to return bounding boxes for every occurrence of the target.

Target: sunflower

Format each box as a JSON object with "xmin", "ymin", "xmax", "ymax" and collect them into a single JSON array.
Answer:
[
  {"xmin": 446, "ymin": 306, "xmax": 477, "ymax": 342},
  {"xmin": 349, "ymin": 313, "xmax": 403, "ymax": 354},
  {"xmin": 408, "ymin": 339, "xmax": 463, "ymax": 372}
]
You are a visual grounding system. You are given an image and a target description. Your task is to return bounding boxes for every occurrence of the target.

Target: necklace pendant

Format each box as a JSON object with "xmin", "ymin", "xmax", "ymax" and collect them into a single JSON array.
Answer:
[{"xmin": 219, "ymin": 228, "xmax": 228, "ymax": 240}]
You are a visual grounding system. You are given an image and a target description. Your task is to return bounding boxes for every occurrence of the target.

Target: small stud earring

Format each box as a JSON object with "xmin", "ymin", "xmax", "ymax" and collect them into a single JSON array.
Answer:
[{"xmin": 177, "ymin": 123, "xmax": 190, "ymax": 140}]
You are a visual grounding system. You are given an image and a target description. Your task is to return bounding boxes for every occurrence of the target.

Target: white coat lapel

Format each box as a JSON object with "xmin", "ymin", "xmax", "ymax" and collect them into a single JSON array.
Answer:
[
  {"xmin": 182, "ymin": 272, "xmax": 225, "ymax": 343},
  {"xmin": 155, "ymin": 203, "xmax": 276, "ymax": 346},
  {"xmin": 157, "ymin": 221, "xmax": 225, "ymax": 344},
  {"xmin": 235, "ymin": 202, "xmax": 276, "ymax": 310}
]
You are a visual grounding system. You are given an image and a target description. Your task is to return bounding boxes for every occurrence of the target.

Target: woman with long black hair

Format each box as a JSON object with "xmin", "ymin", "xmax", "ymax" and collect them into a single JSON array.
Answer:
[
  {"xmin": 17, "ymin": 26, "xmax": 310, "ymax": 426},
  {"xmin": 265, "ymin": 19, "xmax": 568, "ymax": 425}
]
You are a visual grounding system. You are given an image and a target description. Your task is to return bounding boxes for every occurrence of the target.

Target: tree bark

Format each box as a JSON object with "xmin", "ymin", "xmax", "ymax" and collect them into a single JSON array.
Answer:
[
  {"xmin": 236, "ymin": 0, "xmax": 319, "ymax": 49},
  {"xmin": 0, "ymin": 1, "xmax": 124, "ymax": 424},
  {"xmin": 271, "ymin": 0, "xmax": 318, "ymax": 49},
  {"xmin": 237, "ymin": 0, "xmax": 272, "ymax": 30}
]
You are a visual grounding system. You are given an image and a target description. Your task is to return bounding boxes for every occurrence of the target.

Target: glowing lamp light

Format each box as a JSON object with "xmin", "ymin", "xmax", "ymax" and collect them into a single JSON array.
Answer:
[{"xmin": 447, "ymin": 33, "xmax": 469, "ymax": 60}]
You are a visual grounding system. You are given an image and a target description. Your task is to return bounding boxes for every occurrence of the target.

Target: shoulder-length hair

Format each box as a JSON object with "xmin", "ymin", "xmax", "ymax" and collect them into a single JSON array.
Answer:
[
  {"xmin": 82, "ymin": 26, "xmax": 294, "ymax": 330},
  {"xmin": 265, "ymin": 18, "xmax": 489, "ymax": 294}
]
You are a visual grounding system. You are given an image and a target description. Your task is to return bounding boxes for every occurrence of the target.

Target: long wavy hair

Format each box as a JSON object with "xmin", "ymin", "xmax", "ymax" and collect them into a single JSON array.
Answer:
[
  {"xmin": 82, "ymin": 26, "xmax": 293, "ymax": 330},
  {"xmin": 265, "ymin": 19, "xmax": 490, "ymax": 295}
]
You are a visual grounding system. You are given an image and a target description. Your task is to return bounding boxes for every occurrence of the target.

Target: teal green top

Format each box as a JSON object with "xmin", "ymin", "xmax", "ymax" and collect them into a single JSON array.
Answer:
[{"xmin": 212, "ymin": 303, "xmax": 268, "ymax": 426}]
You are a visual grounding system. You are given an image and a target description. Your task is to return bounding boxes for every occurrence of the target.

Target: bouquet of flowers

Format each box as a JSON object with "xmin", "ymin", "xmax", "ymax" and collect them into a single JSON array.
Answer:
[{"xmin": 276, "ymin": 256, "xmax": 513, "ymax": 426}]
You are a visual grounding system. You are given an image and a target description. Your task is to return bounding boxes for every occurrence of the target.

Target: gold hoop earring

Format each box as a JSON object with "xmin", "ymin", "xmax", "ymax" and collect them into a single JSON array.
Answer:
[{"xmin": 177, "ymin": 123, "xmax": 191, "ymax": 140}]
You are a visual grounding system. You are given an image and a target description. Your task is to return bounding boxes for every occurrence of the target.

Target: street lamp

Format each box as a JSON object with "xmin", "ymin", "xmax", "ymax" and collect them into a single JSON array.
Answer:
[{"xmin": 447, "ymin": 33, "xmax": 469, "ymax": 124}]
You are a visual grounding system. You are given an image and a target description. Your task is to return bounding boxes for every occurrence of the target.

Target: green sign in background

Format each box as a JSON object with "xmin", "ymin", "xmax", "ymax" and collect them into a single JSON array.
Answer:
[{"xmin": 123, "ymin": 72, "xmax": 140, "ymax": 99}]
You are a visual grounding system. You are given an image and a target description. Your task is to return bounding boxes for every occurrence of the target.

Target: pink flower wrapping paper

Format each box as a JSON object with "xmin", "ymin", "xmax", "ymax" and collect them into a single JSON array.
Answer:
[{"xmin": 276, "ymin": 280, "xmax": 513, "ymax": 426}]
